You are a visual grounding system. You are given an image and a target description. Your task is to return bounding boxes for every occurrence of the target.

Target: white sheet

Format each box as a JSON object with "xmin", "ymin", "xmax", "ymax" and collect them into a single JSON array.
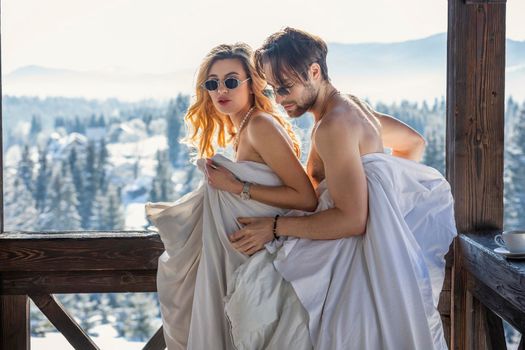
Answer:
[
  {"xmin": 225, "ymin": 153, "xmax": 456, "ymax": 350},
  {"xmin": 146, "ymin": 155, "xmax": 305, "ymax": 350},
  {"xmin": 146, "ymin": 152, "xmax": 456, "ymax": 350}
]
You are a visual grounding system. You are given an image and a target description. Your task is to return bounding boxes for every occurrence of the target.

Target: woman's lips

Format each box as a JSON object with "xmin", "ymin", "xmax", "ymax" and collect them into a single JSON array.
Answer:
[{"xmin": 218, "ymin": 99, "xmax": 231, "ymax": 105}]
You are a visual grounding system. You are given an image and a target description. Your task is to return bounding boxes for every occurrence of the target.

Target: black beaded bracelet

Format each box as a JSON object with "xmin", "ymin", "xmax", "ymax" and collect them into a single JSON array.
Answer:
[{"xmin": 273, "ymin": 214, "xmax": 280, "ymax": 239}]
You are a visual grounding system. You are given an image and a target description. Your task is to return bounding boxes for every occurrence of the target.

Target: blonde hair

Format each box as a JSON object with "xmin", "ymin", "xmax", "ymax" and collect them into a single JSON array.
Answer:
[{"xmin": 182, "ymin": 43, "xmax": 301, "ymax": 159}]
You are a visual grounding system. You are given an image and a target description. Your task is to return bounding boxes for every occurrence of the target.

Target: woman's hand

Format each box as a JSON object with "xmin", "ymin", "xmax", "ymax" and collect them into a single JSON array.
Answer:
[
  {"xmin": 205, "ymin": 159, "xmax": 243, "ymax": 194},
  {"xmin": 229, "ymin": 217, "xmax": 275, "ymax": 256}
]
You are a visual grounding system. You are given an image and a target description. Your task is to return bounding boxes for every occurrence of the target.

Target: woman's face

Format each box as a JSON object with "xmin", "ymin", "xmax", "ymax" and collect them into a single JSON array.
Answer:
[{"xmin": 206, "ymin": 58, "xmax": 252, "ymax": 116}]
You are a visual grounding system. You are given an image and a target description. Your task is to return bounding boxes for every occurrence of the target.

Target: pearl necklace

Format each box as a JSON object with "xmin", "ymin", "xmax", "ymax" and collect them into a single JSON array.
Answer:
[{"xmin": 233, "ymin": 106, "xmax": 255, "ymax": 151}]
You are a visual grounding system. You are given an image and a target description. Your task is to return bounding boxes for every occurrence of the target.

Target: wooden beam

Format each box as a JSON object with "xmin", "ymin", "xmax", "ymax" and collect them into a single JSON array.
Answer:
[
  {"xmin": 467, "ymin": 274, "xmax": 525, "ymax": 334},
  {"xmin": 0, "ymin": 6, "xmax": 30, "ymax": 348},
  {"xmin": 142, "ymin": 326, "xmax": 166, "ymax": 350},
  {"xmin": 447, "ymin": 0, "xmax": 506, "ymax": 349},
  {"xmin": 465, "ymin": 0, "xmax": 506, "ymax": 4},
  {"xmin": 1, "ymin": 269, "xmax": 158, "ymax": 294},
  {"xmin": 30, "ymin": 294, "xmax": 100, "ymax": 350},
  {"xmin": 447, "ymin": 0, "xmax": 505, "ymax": 232},
  {"xmin": 459, "ymin": 233, "xmax": 525, "ymax": 315},
  {"xmin": 0, "ymin": 231, "xmax": 164, "ymax": 272},
  {"xmin": 0, "ymin": 295, "xmax": 30, "ymax": 350}
]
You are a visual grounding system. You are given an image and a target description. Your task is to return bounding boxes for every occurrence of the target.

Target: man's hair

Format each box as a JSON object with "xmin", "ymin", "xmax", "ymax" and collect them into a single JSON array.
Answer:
[{"xmin": 254, "ymin": 27, "xmax": 329, "ymax": 86}]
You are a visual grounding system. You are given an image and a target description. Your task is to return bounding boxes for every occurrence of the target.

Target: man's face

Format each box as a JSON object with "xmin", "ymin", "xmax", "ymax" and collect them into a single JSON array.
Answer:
[{"xmin": 262, "ymin": 63, "xmax": 318, "ymax": 118}]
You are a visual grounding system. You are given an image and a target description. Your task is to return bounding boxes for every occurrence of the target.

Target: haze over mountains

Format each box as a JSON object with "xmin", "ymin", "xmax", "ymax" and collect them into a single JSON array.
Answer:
[{"xmin": 4, "ymin": 33, "xmax": 525, "ymax": 103}]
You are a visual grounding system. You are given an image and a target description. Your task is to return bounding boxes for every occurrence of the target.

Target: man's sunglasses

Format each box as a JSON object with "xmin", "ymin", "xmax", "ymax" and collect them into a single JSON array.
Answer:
[
  {"xmin": 202, "ymin": 77, "xmax": 250, "ymax": 91},
  {"xmin": 270, "ymin": 82, "xmax": 295, "ymax": 96}
]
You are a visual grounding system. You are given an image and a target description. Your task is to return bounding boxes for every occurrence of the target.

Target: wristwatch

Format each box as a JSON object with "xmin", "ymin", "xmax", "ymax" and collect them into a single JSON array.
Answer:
[{"xmin": 240, "ymin": 181, "xmax": 251, "ymax": 200}]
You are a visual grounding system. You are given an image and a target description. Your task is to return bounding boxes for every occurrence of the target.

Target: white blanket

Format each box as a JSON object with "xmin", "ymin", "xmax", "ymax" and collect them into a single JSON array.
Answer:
[
  {"xmin": 146, "ymin": 155, "xmax": 307, "ymax": 350},
  {"xmin": 146, "ymin": 152, "xmax": 456, "ymax": 350}
]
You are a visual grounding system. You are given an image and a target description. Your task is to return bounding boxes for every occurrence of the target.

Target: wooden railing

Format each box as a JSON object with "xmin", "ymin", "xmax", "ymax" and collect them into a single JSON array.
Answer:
[
  {"xmin": 0, "ymin": 231, "xmax": 166, "ymax": 350},
  {"xmin": 0, "ymin": 230, "xmax": 457, "ymax": 350},
  {"xmin": 454, "ymin": 232, "xmax": 525, "ymax": 349}
]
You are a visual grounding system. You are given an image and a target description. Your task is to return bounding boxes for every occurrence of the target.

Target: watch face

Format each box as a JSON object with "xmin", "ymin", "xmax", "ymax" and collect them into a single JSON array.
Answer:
[{"xmin": 241, "ymin": 182, "xmax": 251, "ymax": 200}]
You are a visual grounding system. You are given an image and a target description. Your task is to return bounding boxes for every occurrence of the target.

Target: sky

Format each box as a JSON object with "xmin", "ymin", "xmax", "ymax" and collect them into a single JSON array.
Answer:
[{"xmin": 1, "ymin": 0, "xmax": 524, "ymax": 75}]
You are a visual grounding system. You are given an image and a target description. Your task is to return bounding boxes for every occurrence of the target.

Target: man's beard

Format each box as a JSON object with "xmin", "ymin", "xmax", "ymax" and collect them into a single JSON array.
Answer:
[{"xmin": 284, "ymin": 83, "xmax": 317, "ymax": 118}]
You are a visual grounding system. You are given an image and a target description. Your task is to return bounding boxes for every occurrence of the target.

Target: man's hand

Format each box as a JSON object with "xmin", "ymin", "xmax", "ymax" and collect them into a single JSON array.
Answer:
[{"xmin": 229, "ymin": 217, "xmax": 275, "ymax": 256}]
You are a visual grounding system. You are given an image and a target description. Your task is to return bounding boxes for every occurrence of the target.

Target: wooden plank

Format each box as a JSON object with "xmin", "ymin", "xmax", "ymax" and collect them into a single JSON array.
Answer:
[
  {"xmin": 483, "ymin": 303, "xmax": 507, "ymax": 350},
  {"xmin": 471, "ymin": 295, "xmax": 508, "ymax": 350},
  {"xmin": 447, "ymin": 0, "xmax": 506, "ymax": 348},
  {"xmin": 465, "ymin": 0, "xmax": 506, "ymax": 4},
  {"xmin": 142, "ymin": 326, "xmax": 166, "ymax": 350},
  {"xmin": 0, "ymin": 231, "xmax": 164, "ymax": 272},
  {"xmin": 0, "ymin": 295, "xmax": 29, "ymax": 350},
  {"xmin": 31, "ymin": 294, "xmax": 100, "ymax": 350},
  {"xmin": 1, "ymin": 269, "xmax": 158, "ymax": 294},
  {"xmin": 439, "ymin": 290, "xmax": 452, "ymax": 316},
  {"xmin": 447, "ymin": 0, "xmax": 505, "ymax": 234},
  {"xmin": 459, "ymin": 233, "xmax": 525, "ymax": 315},
  {"xmin": 0, "ymin": 231, "xmax": 159, "ymax": 240},
  {"xmin": 442, "ymin": 315, "xmax": 452, "ymax": 349}
]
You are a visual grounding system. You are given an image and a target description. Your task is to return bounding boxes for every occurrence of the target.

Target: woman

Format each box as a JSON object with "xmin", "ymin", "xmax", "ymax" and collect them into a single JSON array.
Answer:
[{"xmin": 146, "ymin": 43, "xmax": 316, "ymax": 350}]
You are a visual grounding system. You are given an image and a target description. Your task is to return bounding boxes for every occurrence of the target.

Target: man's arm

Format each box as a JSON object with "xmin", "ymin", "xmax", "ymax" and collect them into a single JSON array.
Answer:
[
  {"xmin": 375, "ymin": 112, "xmax": 426, "ymax": 161},
  {"xmin": 349, "ymin": 95, "xmax": 425, "ymax": 161},
  {"xmin": 272, "ymin": 114, "xmax": 368, "ymax": 239},
  {"xmin": 229, "ymin": 112, "xmax": 368, "ymax": 253}
]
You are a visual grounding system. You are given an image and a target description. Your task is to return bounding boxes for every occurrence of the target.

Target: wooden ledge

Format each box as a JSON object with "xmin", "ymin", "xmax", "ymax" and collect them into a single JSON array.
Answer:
[
  {"xmin": 458, "ymin": 232, "xmax": 525, "ymax": 332},
  {"xmin": 0, "ymin": 231, "xmax": 164, "ymax": 272}
]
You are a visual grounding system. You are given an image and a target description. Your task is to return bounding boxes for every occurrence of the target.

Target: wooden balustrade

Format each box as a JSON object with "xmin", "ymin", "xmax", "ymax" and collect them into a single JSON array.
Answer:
[{"xmin": 0, "ymin": 232, "xmax": 166, "ymax": 350}]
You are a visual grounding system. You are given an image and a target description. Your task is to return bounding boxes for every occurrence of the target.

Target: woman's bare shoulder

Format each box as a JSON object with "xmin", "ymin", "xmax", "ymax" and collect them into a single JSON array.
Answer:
[{"xmin": 246, "ymin": 111, "xmax": 281, "ymax": 135}]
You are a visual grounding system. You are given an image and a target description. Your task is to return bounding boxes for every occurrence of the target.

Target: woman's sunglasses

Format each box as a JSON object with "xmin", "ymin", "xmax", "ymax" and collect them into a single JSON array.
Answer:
[{"xmin": 202, "ymin": 77, "xmax": 250, "ymax": 92}]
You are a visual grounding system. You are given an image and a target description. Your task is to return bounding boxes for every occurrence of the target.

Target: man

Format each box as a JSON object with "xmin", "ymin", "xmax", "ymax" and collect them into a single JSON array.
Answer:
[
  {"xmin": 226, "ymin": 28, "xmax": 455, "ymax": 350},
  {"xmin": 229, "ymin": 27, "xmax": 426, "ymax": 246}
]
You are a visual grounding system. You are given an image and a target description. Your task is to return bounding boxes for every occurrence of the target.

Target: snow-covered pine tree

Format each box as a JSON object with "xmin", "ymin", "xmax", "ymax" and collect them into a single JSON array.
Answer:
[
  {"xmin": 423, "ymin": 124, "xmax": 446, "ymax": 175},
  {"xmin": 69, "ymin": 147, "xmax": 85, "ymax": 222},
  {"xmin": 504, "ymin": 106, "xmax": 525, "ymax": 229},
  {"xmin": 105, "ymin": 186, "xmax": 125, "ymax": 230},
  {"xmin": 35, "ymin": 147, "xmax": 50, "ymax": 212},
  {"xmin": 4, "ymin": 173, "xmax": 39, "ymax": 231},
  {"xmin": 39, "ymin": 164, "xmax": 82, "ymax": 231},
  {"xmin": 17, "ymin": 144, "xmax": 34, "ymax": 194},
  {"xmin": 114, "ymin": 293, "xmax": 160, "ymax": 341},
  {"xmin": 98, "ymin": 139, "xmax": 109, "ymax": 191},
  {"xmin": 167, "ymin": 94, "xmax": 190, "ymax": 167},
  {"xmin": 81, "ymin": 141, "xmax": 97, "ymax": 229},
  {"xmin": 30, "ymin": 114, "xmax": 42, "ymax": 137},
  {"xmin": 149, "ymin": 150, "xmax": 175, "ymax": 202},
  {"xmin": 89, "ymin": 189, "xmax": 106, "ymax": 231}
]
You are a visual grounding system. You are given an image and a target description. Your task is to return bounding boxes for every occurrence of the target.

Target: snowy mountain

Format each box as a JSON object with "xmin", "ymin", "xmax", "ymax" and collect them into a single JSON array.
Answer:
[{"xmin": 4, "ymin": 33, "xmax": 525, "ymax": 102}]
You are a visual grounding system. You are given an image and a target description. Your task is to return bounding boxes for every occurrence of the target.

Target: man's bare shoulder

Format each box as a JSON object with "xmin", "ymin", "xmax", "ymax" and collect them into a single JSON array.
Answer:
[
  {"xmin": 316, "ymin": 100, "xmax": 365, "ymax": 132},
  {"xmin": 314, "ymin": 107, "xmax": 362, "ymax": 149}
]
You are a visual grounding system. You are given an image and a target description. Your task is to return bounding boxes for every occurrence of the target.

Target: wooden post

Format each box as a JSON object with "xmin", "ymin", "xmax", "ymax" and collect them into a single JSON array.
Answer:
[
  {"xmin": 0, "ymin": 3, "xmax": 31, "ymax": 349},
  {"xmin": 447, "ymin": 0, "xmax": 506, "ymax": 349},
  {"xmin": 0, "ymin": 296, "xmax": 30, "ymax": 350}
]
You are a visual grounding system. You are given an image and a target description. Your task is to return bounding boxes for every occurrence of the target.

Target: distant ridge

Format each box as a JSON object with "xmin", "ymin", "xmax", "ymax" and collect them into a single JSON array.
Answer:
[{"xmin": 4, "ymin": 33, "xmax": 525, "ymax": 102}]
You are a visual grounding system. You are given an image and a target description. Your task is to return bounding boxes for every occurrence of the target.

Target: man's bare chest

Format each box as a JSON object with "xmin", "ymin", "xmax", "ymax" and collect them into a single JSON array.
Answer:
[{"xmin": 306, "ymin": 148, "xmax": 325, "ymax": 187}]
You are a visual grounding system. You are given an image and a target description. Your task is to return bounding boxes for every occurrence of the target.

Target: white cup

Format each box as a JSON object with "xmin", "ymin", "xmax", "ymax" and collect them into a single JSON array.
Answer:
[{"xmin": 494, "ymin": 230, "xmax": 525, "ymax": 253}]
